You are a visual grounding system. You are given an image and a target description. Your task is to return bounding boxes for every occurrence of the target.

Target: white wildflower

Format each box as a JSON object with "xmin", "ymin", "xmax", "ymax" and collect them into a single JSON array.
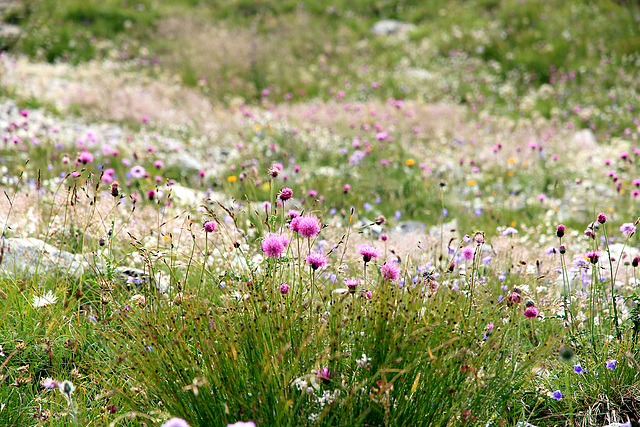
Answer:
[{"xmin": 32, "ymin": 291, "xmax": 58, "ymax": 308}]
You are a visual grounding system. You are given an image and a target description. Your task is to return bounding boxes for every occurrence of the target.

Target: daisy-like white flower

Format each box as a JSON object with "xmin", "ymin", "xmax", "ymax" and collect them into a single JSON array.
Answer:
[{"xmin": 32, "ymin": 290, "xmax": 58, "ymax": 308}]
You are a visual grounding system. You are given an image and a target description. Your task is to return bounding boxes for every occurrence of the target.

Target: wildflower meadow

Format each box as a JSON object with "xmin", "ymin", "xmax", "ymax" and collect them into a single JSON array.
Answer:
[{"xmin": 2, "ymin": 1, "xmax": 640, "ymax": 426}]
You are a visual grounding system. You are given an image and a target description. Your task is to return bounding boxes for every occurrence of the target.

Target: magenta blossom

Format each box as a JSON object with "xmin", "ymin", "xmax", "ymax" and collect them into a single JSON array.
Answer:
[
  {"xmin": 306, "ymin": 252, "xmax": 327, "ymax": 270},
  {"xmin": 293, "ymin": 214, "xmax": 321, "ymax": 238},
  {"xmin": 317, "ymin": 366, "xmax": 331, "ymax": 383},
  {"xmin": 78, "ymin": 151, "xmax": 94, "ymax": 164},
  {"xmin": 203, "ymin": 221, "xmax": 218, "ymax": 233},
  {"xmin": 585, "ymin": 250, "xmax": 600, "ymax": 264},
  {"xmin": 461, "ymin": 245, "xmax": 475, "ymax": 261},
  {"xmin": 261, "ymin": 233, "xmax": 290, "ymax": 258},
  {"xmin": 279, "ymin": 187, "xmax": 293, "ymax": 201},
  {"xmin": 358, "ymin": 244, "xmax": 380, "ymax": 263},
  {"xmin": 380, "ymin": 261, "xmax": 401, "ymax": 282},
  {"xmin": 345, "ymin": 278, "xmax": 360, "ymax": 293},
  {"xmin": 524, "ymin": 305, "xmax": 538, "ymax": 319},
  {"xmin": 620, "ymin": 222, "xmax": 636, "ymax": 236},
  {"xmin": 279, "ymin": 283, "xmax": 290, "ymax": 295}
]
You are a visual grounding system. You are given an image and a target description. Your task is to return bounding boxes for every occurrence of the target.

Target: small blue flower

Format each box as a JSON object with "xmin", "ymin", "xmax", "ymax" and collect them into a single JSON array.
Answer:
[
  {"xmin": 605, "ymin": 359, "xmax": 617, "ymax": 370},
  {"xmin": 394, "ymin": 210, "xmax": 402, "ymax": 221},
  {"xmin": 551, "ymin": 390, "xmax": 562, "ymax": 400},
  {"xmin": 363, "ymin": 202, "xmax": 372, "ymax": 211},
  {"xmin": 573, "ymin": 365, "xmax": 584, "ymax": 374}
]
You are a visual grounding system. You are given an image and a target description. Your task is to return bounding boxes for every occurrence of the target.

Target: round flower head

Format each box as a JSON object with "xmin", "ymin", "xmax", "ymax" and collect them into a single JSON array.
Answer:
[
  {"xmin": 203, "ymin": 221, "xmax": 218, "ymax": 233},
  {"xmin": 295, "ymin": 214, "xmax": 321, "ymax": 238},
  {"xmin": 573, "ymin": 365, "xmax": 584, "ymax": 374},
  {"xmin": 605, "ymin": 359, "xmax": 617, "ymax": 370},
  {"xmin": 633, "ymin": 256, "xmax": 640, "ymax": 268},
  {"xmin": 381, "ymin": 261, "xmax": 401, "ymax": 282},
  {"xmin": 551, "ymin": 390, "xmax": 562, "ymax": 400},
  {"xmin": 162, "ymin": 418, "xmax": 190, "ymax": 427},
  {"xmin": 261, "ymin": 233, "xmax": 290, "ymax": 258},
  {"xmin": 358, "ymin": 244, "xmax": 380, "ymax": 263},
  {"xmin": 585, "ymin": 250, "xmax": 600, "ymax": 264},
  {"xmin": 556, "ymin": 224, "xmax": 565, "ymax": 238},
  {"xmin": 620, "ymin": 222, "xmax": 636, "ymax": 236},
  {"xmin": 279, "ymin": 187, "xmax": 293, "ymax": 201},
  {"xmin": 597, "ymin": 212, "xmax": 607, "ymax": 224},
  {"xmin": 306, "ymin": 252, "xmax": 327, "ymax": 270},
  {"xmin": 508, "ymin": 288, "xmax": 522, "ymax": 305},
  {"xmin": 279, "ymin": 283, "xmax": 290, "ymax": 296},
  {"xmin": 130, "ymin": 165, "xmax": 146, "ymax": 179},
  {"xmin": 461, "ymin": 245, "xmax": 475, "ymax": 261},
  {"xmin": 78, "ymin": 151, "xmax": 94, "ymax": 164},
  {"xmin": 345, "ymin": 278, "xmax": 360, "ymax": 293},
  {"xmin": 524, "ymin": 305, "xmax": 538, "ymax": 319},
  {"xmin": 502, "ymin": 227, "xmax": 518, "ymax": 235},
  {"xmin": 317, "ymin": 366, "xmax": 331, "ymax": 383},
  {"xmin": 288, "ymin": 209, "xmax": 300, "ymax": 219},
  {"xmin": 473, "ymin": 231, "xmax": 485, "ymax": 244}
]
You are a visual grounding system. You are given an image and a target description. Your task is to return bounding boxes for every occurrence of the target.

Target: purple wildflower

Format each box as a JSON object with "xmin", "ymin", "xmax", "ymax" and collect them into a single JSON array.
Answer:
[
  {"xmin": 461, "ymin": 245, "xmax": 475, "ymax": 260},
  {"xmin": 381, "ymin": 261, "xmax": 401, "ymax": 282},
  {"xmin": 585, "ymin": 250, "xmax": 600, "ymax": 264},
  {"xmin": 306, "ymin": 252, "xmax": 327, "ymax": 270},
  {"xmin": 358, "ymin": 244, "xmax": 381, "ymax": 263},
  {"xmin": 345, "ymin": 278, "xmax": 360, "ymax": 293},
  {"xmin": 279, "ymin": 283, "xmax": 290, "ymax": 295},
  {"xmin": 620, "ymin": 222, "xmax": 636, "ymax": 236},
  {"xmin": 261, "ymin": 233, "xmax": 290, "ymax": 258},
  {"xmin": 203, "ymin": 221, "xmax": 218, "ymax": 233},
  {"xmin": 130, "ymin": 165, "xmax": 146, "ymax": 179},
  {"xmin": 524, "ymin": 305, "xmax": 538, "ymax": 319},
  {"xmin": 597, "ymin": 212, "xmax": 607, "ymax": 224},
  {"xmin": 573, "ymin": 365, "xmax": 584, "ymax": 374},
  {"xmin": 161, "ymin": 418, "xmax": 190, "ymax": 427},
  {"xmin": 605, "ymin": 359, "xmax": 617, "ymax": 370},
  {"xmin": 317, "ymin": 366, "xmax": 331, "ymax": 383},
  {"xmin": 294, "ymin": 214, "xmax": 321, "ymax": 238},
  {"xmin": 551, "ymin": 390, "xmax": 562, "ymax": 400},
  {"xmin": 279, "ymin": 187, "xmax": 293, "ymax": 201}
]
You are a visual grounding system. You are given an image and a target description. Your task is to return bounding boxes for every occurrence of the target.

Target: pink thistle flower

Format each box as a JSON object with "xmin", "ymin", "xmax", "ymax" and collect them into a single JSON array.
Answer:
[
  {"xmin": 620, "ymin": 222, "xmax": 636, "ymax": 236},
  {"xmin": 585, "ymin": 250, "xmax": 600, "ymax": 264},
  {"xmin": 317, "ymin": 366, "xmax": 331, "ymax": 383},
  {"xmin": 294, "ymin": 214, "xmax": 321, "ymax": 238},
  {"xmin": 345, "ymin": 278, "xmax": 360, "ymax": 293},
  {"xmin": 78, "ymin": 151, "xmax": 94, "ymax": 164},
  {"xmin": 461, "ymin": 245, "xmax": 475, "ymax": 261},
  {"xmin": 279, "ymin": 283, "xmax": 290, "ymax": 295},
  {"xmin": 380, "ymin": 261, "xmax": 400, "ymax": 282},
  {"xmin": 278, "ymin": 187, "xmax": 293, "ymax": 201},
  {"xmin": 154, "ymin": 160, "xmax": 164, "ymax": 169},
  {"xmin": 261, "ymin": 233, "xmax": 290, "ymax": 258},
  {"xmin": 556, "ymin": 224, "xmax": 565, "ymax": 238},
  {"xmin": 524, "ymin": 304, "xmax": 538, "ymax": 319},
  {"xmin": 306, "ymin": 252, "xmax": 327, "ymax": 270},
  {"xmin": 203, "ymin": 221, "xmax": 218, "ymax": 233},
  {"xmin": 597, "ymin": 212, "xmax": 607, "ymax": 224},
  {"xmin": 288, "ymin": 209, "xmax": 300, "ymax": 219},
  {"xmin": 130, "ymin": 165, "xmax": 146, "ymax": 179},
  {"xmin": 358, "ymin": 244, "xmax": 380, "ymax": 263}
]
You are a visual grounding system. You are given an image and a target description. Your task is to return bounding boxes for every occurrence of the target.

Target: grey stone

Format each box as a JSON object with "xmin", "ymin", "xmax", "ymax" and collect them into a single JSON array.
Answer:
[
  {"xmin": 391, "ymin": 221, "xmax": 426, "ymax": 235},
  {"xmin": 0, "ymin": 237, "xmax": 170, "ymax": 292},
  {"xmin": 370, "ymin": 20, "xmax": 415, "ymax": 37}
]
